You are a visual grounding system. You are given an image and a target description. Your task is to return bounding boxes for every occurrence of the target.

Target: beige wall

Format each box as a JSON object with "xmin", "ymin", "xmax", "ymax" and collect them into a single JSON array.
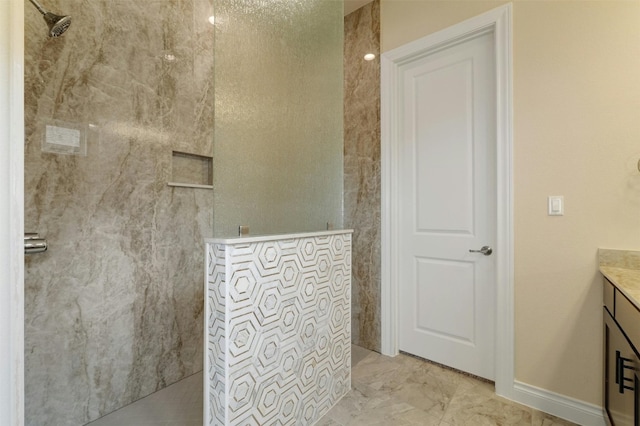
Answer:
[{"xmin": 381, "ymin": 0, "xmax": 640, "ymax": 406}]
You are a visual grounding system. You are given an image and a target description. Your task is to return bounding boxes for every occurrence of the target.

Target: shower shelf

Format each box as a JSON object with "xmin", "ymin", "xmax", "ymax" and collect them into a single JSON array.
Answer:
[
  {"xmin": 167, "ymin": 182, "xmax": 213, "ymax": 189},
  {"xmin": 168, "ymin": 151, "xmax": 213, "ymax": 189}
]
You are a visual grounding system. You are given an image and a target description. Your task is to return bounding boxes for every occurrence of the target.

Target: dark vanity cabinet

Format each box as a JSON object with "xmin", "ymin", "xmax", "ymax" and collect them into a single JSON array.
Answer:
[{"xmin": 604, "ymin": 278, "xmax": 640, "ymax": 426}]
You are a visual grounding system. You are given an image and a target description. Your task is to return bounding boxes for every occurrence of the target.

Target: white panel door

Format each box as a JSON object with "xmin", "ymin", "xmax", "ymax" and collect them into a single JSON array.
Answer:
[{"xmin": 398, "ymin": 30, "xmax": 496, "ymax": 380}]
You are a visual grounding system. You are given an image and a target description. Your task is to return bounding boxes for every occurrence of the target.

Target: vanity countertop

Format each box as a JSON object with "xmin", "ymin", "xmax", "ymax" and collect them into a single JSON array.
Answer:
[{"xmin": 599, "ymin": 248, "xmax": 640, "ymax": 310}]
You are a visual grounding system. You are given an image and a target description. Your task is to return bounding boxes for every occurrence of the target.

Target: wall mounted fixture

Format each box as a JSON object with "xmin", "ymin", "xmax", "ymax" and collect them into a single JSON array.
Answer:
[{"xmin": 28, "ymin": 0, "xmax": 71, "ymax": 37}]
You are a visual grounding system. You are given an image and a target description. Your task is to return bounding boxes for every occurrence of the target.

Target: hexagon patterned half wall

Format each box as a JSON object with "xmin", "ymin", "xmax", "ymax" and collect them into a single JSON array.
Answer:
[{"xmin": 205, "ymin": 230, "xmax": 352, "ymax": 425}]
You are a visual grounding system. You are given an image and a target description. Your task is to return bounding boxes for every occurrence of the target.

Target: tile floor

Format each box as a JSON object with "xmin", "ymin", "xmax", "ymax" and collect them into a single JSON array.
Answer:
[
  {"xmin": 318, "ymin": 346, "xmax": 576, "ymax": 426},
  {"xmin": 88, "ymin": 345, "xmax": 577, "ymax": 426}
]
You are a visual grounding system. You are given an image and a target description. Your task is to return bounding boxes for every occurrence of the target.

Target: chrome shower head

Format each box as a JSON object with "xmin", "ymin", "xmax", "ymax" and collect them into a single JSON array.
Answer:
[
  {"xmin": 28, "ymin": 0, "xmax": 71, "ymax": 38},
  {"xmin": 43, "ymin": 12, "xmax": 71, "ymax": 37}
]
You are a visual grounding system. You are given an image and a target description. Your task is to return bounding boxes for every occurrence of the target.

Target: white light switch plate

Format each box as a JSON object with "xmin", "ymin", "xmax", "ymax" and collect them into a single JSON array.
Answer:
[{"xmin": 548, "ymin": 196, "xmax": 564, "ymax": 216}]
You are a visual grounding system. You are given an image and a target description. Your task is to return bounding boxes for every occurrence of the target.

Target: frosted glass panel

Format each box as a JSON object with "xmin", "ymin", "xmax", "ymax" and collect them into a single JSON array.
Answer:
[{"xmin": 213, "ymin": 0, "xmax": 344, "ymax": 237}]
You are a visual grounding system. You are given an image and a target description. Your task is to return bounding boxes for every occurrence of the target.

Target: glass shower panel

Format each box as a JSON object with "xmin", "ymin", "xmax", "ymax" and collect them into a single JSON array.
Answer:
[{"xmin": 212, "ymin": 0, "xmax": 344, "ymax": 237}]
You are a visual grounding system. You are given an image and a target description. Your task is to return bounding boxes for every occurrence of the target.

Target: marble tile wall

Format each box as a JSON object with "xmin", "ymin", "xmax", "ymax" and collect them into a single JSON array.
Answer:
[
  {"xmin": 344, "ymin": 0, "xmax": 382, "ymax": 352},
  {"xmin": 24, "ymin": 1, "xmax": 214, "ymax": 425},
  {"xmin": 205, "ymin": 231, "xmax": 352, "ymax": 425}
]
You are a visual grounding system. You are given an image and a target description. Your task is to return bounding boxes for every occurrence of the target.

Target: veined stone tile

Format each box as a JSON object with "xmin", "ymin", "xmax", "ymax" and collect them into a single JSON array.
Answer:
[
  {"xmin": 24, "ymin": 1, "xmax": 213, "ymax": 424},
  {"xmin": 442, "ymin": 384, "xmax": 532, "ymax": 426},
  {"xmin": 88, "ymin": 345, "xmax": 579, "ymax": 426},
  {"xmin": 531, "ymin": 411, "xmax": 579, "ymax": 426},
  {"xmin": 344, "ymin": 0, "xmax": 382, "ymax": 352}
]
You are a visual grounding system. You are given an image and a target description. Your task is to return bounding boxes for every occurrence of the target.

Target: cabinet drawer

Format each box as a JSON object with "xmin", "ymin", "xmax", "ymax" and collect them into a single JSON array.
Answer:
[
  {"xmin": 616, "ymin": 290, "xmax": 640, "ymax": 351},
  {"xmin": 604, "ymin": 278, "xmax": 615, "ymax": 315}
]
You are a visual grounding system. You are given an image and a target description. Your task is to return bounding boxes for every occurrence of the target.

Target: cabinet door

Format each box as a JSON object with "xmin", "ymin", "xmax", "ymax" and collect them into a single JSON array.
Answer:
[{"xmin": 604, "ymin": 310, "xmax": 637, "ymax": 426}]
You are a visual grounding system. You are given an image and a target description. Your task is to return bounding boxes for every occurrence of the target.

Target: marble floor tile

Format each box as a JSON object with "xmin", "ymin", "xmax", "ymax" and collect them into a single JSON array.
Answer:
[
  {"xmin": 321, "ymin": 347, "xmax": 578, "ymax": 426},
  {"xmin": 87, "ymin": 345, "xmax": 578, "ymax": 426},
  {"xmin": 531, "ymin": 410, "xmax": 579, "ymax": 426},
  {"xmin": 351, "ymin": 344, "xmax": 373, "ymax": 367}
]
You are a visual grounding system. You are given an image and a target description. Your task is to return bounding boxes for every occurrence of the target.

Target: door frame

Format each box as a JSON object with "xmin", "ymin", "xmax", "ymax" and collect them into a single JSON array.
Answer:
[
  {"xmin": 380, "ymin": 3, "xmax": 513, "ymax": 397},
  {"xmin": 1, "ymin": 0, "xmax": 25, "ymax": 425}
]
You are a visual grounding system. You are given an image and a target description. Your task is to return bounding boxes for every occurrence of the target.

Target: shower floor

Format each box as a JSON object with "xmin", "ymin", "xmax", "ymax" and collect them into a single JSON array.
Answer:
[
  {"xmin": 86, "ymin": 345, "xmax": 574, "ymax": 426},
  {"xmin": 86, "ymin": 371, "xmax": 203, "ymax": 426}
]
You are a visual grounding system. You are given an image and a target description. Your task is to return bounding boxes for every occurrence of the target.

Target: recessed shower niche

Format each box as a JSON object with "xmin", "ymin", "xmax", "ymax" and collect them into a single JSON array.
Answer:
[{"xmin": 169, "ymin": 151, "xmax": 213, "ymax": 189}]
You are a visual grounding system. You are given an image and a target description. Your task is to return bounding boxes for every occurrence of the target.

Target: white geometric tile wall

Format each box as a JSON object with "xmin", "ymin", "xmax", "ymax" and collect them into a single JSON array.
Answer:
[{"xmin": 205, "ymin": 231, "xmax": 352, "ymax": 425}]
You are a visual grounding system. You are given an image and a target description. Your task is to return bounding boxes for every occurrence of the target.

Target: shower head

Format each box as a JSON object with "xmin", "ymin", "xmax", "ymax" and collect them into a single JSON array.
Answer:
[
  {"xmin": 43, "ymin": 12, "xmax": 71, "ymax": 37},
  {"xmin": 28, "ymin": 0, "xmax": 71, "ymax": 37}
]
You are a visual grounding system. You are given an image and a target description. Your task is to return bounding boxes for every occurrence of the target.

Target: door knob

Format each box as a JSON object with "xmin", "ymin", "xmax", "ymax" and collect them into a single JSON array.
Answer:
[{"xmin": 469, "ymin": 246, "xmax": 492, "ymax": 256}]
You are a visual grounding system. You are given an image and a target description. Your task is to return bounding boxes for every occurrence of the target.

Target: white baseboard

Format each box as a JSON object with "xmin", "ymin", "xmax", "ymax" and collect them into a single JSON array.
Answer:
[{"xmin": 506, "ymin": 381, "xmax": 606, "ymax": 426}]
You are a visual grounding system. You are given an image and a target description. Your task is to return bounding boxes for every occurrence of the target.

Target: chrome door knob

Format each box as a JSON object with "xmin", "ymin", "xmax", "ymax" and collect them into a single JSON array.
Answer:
[{"xmin": 469, "ymin": 246, "xmax": 492, "ymax": 256}]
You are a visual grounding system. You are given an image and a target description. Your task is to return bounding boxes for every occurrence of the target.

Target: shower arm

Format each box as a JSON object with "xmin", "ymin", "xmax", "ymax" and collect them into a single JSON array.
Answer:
[
  {"xmin": 28, "ymin": 0, "xmax": 47, "ymax": 16},
  {"xmin": 26, "ymin": 0, "xmax": 71, "ymax": 38}
]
